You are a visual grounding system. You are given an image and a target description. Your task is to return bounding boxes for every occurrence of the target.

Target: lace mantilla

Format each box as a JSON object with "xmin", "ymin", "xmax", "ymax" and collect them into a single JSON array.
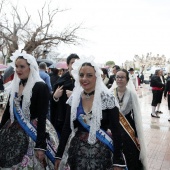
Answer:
[
  {"xmin": 116, "ymin": 88, "xmax": 133, "ymax": 116},
  {"xmin": 9, "ymin": 50, "xmax": 43, "ymax": 123},
  {"xmin": 66, "ymin": 57, "xmax": 119, "ymax": 145},
  {"xmin": 67, "ymin": 91, "xmax": 117, "ymax": 110}
]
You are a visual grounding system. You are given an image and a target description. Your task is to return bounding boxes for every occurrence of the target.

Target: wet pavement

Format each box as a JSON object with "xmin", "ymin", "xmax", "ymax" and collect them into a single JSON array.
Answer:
[{"xmin": 138, "ymin": 84, "xmax": 170, "ymax": 170}]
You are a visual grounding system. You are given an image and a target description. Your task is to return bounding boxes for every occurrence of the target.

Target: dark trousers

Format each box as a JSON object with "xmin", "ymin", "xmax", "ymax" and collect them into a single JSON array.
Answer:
[
  {"xmin": 168, "ymin": 94, "xmax": 170, "ymax": 110},
  {"xmin": 158, "ymin": 90, "xmax": 164, "ymax": 103},
  {"xmin": 151, "ymin": 90, "xmax": 162, "ymax": 106}
]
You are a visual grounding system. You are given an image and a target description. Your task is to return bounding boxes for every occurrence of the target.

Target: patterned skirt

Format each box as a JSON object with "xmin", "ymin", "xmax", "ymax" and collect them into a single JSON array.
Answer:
[
  {"xmin": 0, "ymin": 120, "xmax": 54, "ymax": 170},
  {"xmin": 66, "ymin": 131, "xmax": 114, "ymax": 170}
]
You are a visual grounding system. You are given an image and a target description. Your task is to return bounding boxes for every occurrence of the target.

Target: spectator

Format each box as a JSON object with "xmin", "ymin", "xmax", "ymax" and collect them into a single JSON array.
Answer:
[
  {"xmin": 51, "ymin": 53, "xmax": 79, "ymax": 134},
  {"xmin": 140, "ymin": 72, "xmax": 144, "ymax": 84},
  {"xmin": 39, "ymin": 62, "xmax": 52, "ymax": 93},
  {"xmin": 101, "ymin": 68, "xmax": 109, "ymax": 86},
  {"xmin": 156, "ymin": 70, "xmax": 165, "ymax": 114},
  {"xmin": 39, "ymin": 62, "xmax": 52, "ymax": 120},
  {"xmin": 49, "ymin": 68, "xmax": 60, "ymax": 91},
  {"xmin": 58, "ymin": 68, "xmax": 65, "ymax": 77},
  {"xmin": 128, "ymin": 68, "xmax": 138, "ymax": 89},
  {"xmin": 107, "ymin": 65, "xmax": 120, "ymax": 88},
  {"xmin": 166, "ymin": 73, "xmax": 170, "ymax": 81},
  {"xmin": 150, "ymin": 69, "xmax": 165, "ymax": 118}
]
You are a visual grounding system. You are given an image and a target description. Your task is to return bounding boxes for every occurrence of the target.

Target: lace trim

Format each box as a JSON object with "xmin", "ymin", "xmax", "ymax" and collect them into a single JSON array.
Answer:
[
  {"xmin": 67, "ymin": 58, "xmax": 121, "ymax": 145},
  {"xmin": 111, "ymin": 80, "xmax": 148, "ymax": 169},
  {"xmin": 9, "ymin": 50, "xmax": 43, "ymax": 123},
  {"xmin": 119, "ymin": 89, "xmax": 133, "ymax": 115},
  {"xmin": 67, "ymin": 91, "xmax": 116, "ymax": 110}
]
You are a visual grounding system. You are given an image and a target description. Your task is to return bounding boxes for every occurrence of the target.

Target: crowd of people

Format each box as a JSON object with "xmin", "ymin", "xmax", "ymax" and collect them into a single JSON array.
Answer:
[{"xmin": 4, "ymin": 49, "xmax": 170, "ymax": 169}]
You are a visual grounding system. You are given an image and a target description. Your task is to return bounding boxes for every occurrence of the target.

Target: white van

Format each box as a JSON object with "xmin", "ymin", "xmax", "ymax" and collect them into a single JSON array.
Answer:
[
  {"xmin": 143, "ymin": 67, "xmax": 163, "ymax": 84},
  {"xmin": 143, "ymin": 70, "xmax": 151, "ymax": 84}
]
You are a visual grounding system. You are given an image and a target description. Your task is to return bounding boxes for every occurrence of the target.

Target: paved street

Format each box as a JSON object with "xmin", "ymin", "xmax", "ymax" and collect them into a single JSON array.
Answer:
[
  {"xmin": 0, "ymin": 84, "xmax": 170, "ymax": 170},
  {"xmin": 138, "ymin": 84, "xmax": 170, "ymax": 170}
]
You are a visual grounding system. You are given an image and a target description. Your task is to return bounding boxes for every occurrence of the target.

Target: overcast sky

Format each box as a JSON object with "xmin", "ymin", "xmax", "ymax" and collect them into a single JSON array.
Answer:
[{"xmin": 10, "ymin": 0, "xmax": 170, "ymax": 65}]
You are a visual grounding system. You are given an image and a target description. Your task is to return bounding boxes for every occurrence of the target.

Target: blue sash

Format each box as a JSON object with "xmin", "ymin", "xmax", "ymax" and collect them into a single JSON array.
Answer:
[
  {"xmin": 13, "ymin": 96, "xmax": 58, "ymax": 164},
  {"xmin": 77, "ymin": 115, "xmax": 114, "ymax": 152},
  {"xmin": 76, "ymin": 100, "xmax": 114, "ymax": 152}
]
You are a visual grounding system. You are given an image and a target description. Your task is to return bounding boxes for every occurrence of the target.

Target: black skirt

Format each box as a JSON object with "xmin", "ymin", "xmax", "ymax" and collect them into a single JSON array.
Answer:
[
  {"xmin": 121, "ymin": 126, "xmax": 143, "ymax": 170},
  {"xmin": 67, "ymin": 131, "xmax": 114, "ymax": 170}
]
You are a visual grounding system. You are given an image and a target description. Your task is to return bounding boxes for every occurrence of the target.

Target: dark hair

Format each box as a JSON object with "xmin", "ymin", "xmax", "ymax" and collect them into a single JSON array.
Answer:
[
  {"xmin": 79, "ymin": 63, "xmax": 95, "ymax": 76},
  {"xmin": 113, "ymin": 65, "xmax": 120, "ymax": 71},
  {"xmin": 155, "ymin": 69, "xmax": 160, "ymax": 75},
  {"xmin": 116, "ymin": 69, "xmax": 129, "ymax": 82},
  {"xmin": 101, "ymin": 68, "xmax": 109, "ymax": 78},
  {"xmin": 58, "ymin": 68, "xmax": 65, "ymax": 72},
  {"xmin": 16, "ymin": 56, "xmax": 30, "ymax": 66},
  {"xmin": 51, "ymin": 68, "xmax": 59, "ymax": 74},
  {"xmin": 66, "ymin": 53, "xmax": 79, "ymax": 65},
  {"xmin": 81, "ymin": 62, "xmax": 93, "ymax": 67}
]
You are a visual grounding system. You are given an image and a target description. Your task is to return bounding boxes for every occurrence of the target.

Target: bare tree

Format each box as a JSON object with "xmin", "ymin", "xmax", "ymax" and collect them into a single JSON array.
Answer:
[{"xmin": 0, "ymin": 1, "xmax": 84, "ymax": 60}]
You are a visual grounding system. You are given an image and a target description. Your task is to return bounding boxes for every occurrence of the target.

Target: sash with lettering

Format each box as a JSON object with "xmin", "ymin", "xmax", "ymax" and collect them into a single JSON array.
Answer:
[
  {"xmin": 113, "ymin": 89, "xmax": 140, "ymax": 151},
  {"xmin": 119, "ymin": 112, "xmax": 140, "ymax": 151},
  {"xmin": 13, "ymin": 93, "xmax": 59, "ymax": 164}
]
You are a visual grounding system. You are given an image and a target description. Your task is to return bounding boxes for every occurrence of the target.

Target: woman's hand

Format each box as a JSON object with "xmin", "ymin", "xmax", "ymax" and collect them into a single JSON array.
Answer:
[
  {"xmin": 54, "ymin": 86, "xmax": 63, "ymax": 99},
  {"xmin": 54, "ymin": 159, "xmax": 61, "ymax": 170},
  {"xmin": 66, "ymin": 90, "xmax": 72, "ymax": 98},
  {"xmin": 35, "ymin": 150, "xmax": 45, "ymax": 162}
]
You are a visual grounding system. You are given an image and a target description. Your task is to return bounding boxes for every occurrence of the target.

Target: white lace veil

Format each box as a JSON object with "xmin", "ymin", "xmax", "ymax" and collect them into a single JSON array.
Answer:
[
  {"xmin": 110, "ymin": 76, "xmax": 148, "ymax": 170},
  {"xmin": 127, "ymin": 81, "xmax": 148, "ymax": 170},
  {"xmin": 9, "ymin": 50, "xmax": 43, "ymax": 123},
  {"xmin": 66, "ymin": 57, "xmax": 118, "ymax": 145}
]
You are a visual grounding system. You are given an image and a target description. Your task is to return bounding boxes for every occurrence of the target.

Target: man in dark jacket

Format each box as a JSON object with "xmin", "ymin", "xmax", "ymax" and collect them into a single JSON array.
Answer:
[
  {"xmin": 107, "ymin": 65, "xmax": 120, "ymax": 88},
  {"xmin": 150, "ymin": 69, "xmax": 165, "ymax": 118},
  {"xmin": 49, "ymin": 68, "xmax": 60, "ymax": 91},
  {"xmin": 50, "ymin": 54, "xmax": 79, "ymax": 135}
]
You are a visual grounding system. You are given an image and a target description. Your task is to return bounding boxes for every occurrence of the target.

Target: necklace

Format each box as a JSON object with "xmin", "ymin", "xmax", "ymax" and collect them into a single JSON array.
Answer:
[
  {"xmin": 19, "ymin": 79, "xmax": 28, "ymax": 86},
  {"xmin": 116, "ymin": 88, "xmax": 125, "ymax": 107},
  {"xmin": 83, "ymin": 90, "xmax": 95, "ymax": 100}
]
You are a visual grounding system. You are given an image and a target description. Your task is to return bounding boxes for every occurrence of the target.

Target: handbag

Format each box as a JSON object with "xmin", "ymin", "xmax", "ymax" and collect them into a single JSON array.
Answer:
[{"xmin": 0, "ymin": 120, "xmax": 29, "ymax": 168}]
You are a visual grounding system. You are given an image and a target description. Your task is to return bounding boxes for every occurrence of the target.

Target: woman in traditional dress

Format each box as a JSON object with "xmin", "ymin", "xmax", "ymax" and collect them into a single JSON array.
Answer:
[
  {"xmin": 54, "ymin": 59, "xmax": 127, "ymax": 170},
  {"xmin": 0, "ymin": 50, "xmax": 58, "ymax": 169},
  {"xmin": 110, "ymin": 69, "xmax": 148, "ymax": 170}
]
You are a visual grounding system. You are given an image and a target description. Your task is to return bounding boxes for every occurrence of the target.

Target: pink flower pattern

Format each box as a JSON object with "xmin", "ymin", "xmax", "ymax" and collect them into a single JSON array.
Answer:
[{"xmin": 21, "ymin": 155, "xmax": 29, "ymax": 167}]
